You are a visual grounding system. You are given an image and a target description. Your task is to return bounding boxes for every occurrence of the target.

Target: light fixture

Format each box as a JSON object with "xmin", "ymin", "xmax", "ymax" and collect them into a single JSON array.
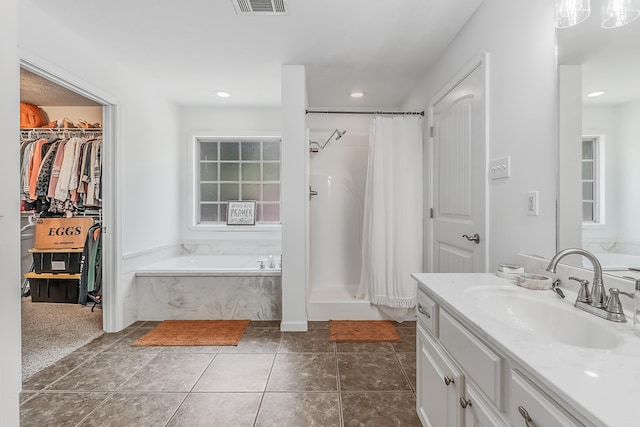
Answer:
[
  {"xmin": 349, "ymin": 91, "xmax": 365, "ymax": 98},
  {"xmin": 216, "ymin": 91, "xmax": 231, "ymax": 98},
  {"xmin": 555, "ymin": 0, "xmax": 591, "ymax": 28},
  {"xmin": 587, "ymin": 90, "xmax": 606, "ymax": 97},
  {"xmin": 601, "ymin": 0, "xmax": 640, "ymax": 28}
]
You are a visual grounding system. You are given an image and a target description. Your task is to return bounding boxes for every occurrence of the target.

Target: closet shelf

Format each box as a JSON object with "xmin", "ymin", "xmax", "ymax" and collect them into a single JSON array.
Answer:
[
  {"xmin": 24, "ymin": 272, "xmax": 80, "ymax": 280},
  {"xmin": 20, "ymin": 127, "xmax": 102, "ymax": 131},
  {"xmin": 28, "ymin": 248, "xmax": 83, "ymax": 253}
]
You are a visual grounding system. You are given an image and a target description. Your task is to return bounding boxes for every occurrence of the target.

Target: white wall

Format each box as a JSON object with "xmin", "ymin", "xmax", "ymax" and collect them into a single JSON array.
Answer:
[
  {"xmin": 19, "ymin": 1, "xmax": 181, "ymax": 258},
  {"xmin": 281, "ymin": 65, "xmax": 308, "ymax": 331},
  {"xmin": 403, "ymin": 0, "xmax": 557, "ymax": 271},
  {"xmin": 179, "ymin": 106, "xmax": 282, "ymax": 244},
  {"xmin": 308, "ymin": 114, "xmax": 370, "ymax": 292},
  {"xmin": 19, "ymin": 0, "xmax": 182, "ymax": 330},
  {"xmin": 0, "ymin": 0, "xmax": 23, "ymax": 423},
  {"xmin": 558, "ymin": 66, "xmax": 583, "ymax": 250},
  {"xmin": 617, "ymin": 99, "xmax": 640, "ymax": 244},
  {"xmin": 582, "ymin": 105, "xmax": 619, "ymax": 243}
]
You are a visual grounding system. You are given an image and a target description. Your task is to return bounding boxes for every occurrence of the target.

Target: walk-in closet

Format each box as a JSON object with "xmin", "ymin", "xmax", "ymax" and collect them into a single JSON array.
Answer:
[{"xmin": 20, "ymin": 68, "xmax": 105, "ymax": 380}]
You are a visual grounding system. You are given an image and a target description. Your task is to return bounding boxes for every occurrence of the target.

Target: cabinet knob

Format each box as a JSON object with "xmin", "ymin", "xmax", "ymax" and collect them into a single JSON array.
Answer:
[
  {"xmin": 459, "ymin": 397, "xmax": 472, "ymax": 409},
  {"xmin": 443, "ymin": 376, "xmax": 454, "ymax": 385},
  {"xmin": 518, "ymin": 406, "xmax": 535, "ymax": 427},
  {"xmin": 417, "ymin": 303, "xmax": 431, "ymax": 318}
]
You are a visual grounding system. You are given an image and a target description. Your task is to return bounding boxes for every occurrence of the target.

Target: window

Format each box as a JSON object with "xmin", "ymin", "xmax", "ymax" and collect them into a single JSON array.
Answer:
[
  {"xmin": 581, "ymin": 136, "xmax": 603, "ymax": 224},
  {"xmin": 195, "ymin": 137, "xmax": 281, "ymax": 225}
]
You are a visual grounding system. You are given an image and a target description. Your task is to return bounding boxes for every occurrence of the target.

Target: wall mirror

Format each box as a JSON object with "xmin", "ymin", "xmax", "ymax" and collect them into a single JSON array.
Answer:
[{"xmin": 557, "ymin": 0, "xmax": 640, "ymax": 276}]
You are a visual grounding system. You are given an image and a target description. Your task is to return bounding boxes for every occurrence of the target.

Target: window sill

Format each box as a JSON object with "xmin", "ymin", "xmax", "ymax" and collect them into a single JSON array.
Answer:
[
  {"xmin": 188, "ymin": 224, "xmax": 282, "ymax": 232},
  {"xmin": 582, "ymin": 223, "xmax": 606, "ymax": 229}
]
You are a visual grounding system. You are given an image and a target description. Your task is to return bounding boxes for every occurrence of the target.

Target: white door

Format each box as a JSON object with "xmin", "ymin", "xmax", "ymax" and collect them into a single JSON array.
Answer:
[{"xmin": 430, "ymin": 58, "xmax": 487, "ymax": 273}]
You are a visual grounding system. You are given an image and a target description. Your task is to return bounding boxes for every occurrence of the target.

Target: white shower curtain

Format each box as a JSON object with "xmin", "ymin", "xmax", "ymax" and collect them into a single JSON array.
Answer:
[{"xmin": 357, "ymin": 115, "xmax": 423, "ymax": 314}]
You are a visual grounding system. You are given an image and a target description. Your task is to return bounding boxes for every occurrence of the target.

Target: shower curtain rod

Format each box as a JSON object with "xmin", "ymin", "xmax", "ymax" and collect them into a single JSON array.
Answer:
[{"xmin": 305, "ymin": 110, "xmax": 424, "ymax": 116}]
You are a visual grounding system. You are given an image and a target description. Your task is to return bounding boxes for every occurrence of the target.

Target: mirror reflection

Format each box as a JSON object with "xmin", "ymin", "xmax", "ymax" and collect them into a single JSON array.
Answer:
[{"xmin": 557, "ymin": 0, "xmax": 640, "ymax": 277}]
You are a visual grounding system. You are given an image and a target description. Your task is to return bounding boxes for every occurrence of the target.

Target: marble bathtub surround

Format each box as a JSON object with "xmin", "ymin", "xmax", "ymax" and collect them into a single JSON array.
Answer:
[
  {"xmin": 21, "ymin": 320, "xmax": 420, "ymax": 426},
  {"xmin": 179, "ymin": 241, "xmax": 282, "ymax": 256},
  {"xmin": 136, "ymin": 276, "xmax": 282, "ymax": 321}
]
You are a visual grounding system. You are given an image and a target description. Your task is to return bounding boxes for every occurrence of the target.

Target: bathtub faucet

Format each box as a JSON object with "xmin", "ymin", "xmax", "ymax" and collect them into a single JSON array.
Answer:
[{"xmin": 257, "ymin": 260, "xmax": 266, "ymax": 269}]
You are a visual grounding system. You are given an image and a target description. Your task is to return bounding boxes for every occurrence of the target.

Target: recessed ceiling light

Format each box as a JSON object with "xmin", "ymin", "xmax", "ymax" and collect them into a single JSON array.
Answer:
[
  {"xmin": 216, "ymin": 91, "xmax": 231, "ymax": 98},
  {"xmin": 350, "ymin": 91, "xmax": 365, "ymax": 98},
  {"xmin": 587, "ymin": 90, "xmax": 606, "ymax": 97}
]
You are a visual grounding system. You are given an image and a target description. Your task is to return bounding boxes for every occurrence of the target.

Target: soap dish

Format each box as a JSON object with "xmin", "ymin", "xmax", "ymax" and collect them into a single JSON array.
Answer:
[
  {"xmin": 516, "ymin": 273, "xmax": 552, "ymax": 290},
  {"xmin": 496, "ymin": 264, "xmax": 524, "ymax": 281}
]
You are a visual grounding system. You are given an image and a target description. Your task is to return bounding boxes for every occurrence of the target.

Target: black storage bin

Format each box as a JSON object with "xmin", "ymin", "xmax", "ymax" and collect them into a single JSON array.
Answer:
[
  {"xmin": 33, "ymin": 252, "xmax": 81, "ymax": 274},
  {"xmin": 29, "ymin": 278, "xmax": 79, "ymax": 303}
]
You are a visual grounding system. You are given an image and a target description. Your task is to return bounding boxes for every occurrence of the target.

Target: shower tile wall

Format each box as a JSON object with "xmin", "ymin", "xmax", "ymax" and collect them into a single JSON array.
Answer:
[
  {"xmin": 309, "ymin": 125, "xmax": 369, "ymax": 294},
  {"xmin": 136, "ymin": 276, "xmax": 281, "ymax": 320}
]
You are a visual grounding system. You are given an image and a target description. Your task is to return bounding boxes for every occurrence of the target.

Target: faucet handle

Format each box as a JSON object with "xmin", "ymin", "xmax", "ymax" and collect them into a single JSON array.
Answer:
[
  {"xmin": 551, "ymin": 279, "xmax": 565, "ymax": 299},
  {"xmin": 606, "ymin": 288, "xmax": 634, "ymax": 315},
  {"xmin": 569, "ymin": 277, "xmax": 592, "ymax": 304}
]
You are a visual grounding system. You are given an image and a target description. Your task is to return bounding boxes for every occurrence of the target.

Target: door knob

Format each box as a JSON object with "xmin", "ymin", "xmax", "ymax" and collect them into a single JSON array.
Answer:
[{"xmin": 462, "ymin": 233, "xmax": 480, "ymax": 244}]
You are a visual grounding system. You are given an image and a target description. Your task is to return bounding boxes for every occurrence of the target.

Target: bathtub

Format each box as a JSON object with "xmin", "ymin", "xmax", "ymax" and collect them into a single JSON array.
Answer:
[
  {"xmin": 136, "ymin": 255, "xmax": 281, "ymax": 277},
  {"xmin": 135, "ymin": 255, "xmax": 282, "ymax": 321}
]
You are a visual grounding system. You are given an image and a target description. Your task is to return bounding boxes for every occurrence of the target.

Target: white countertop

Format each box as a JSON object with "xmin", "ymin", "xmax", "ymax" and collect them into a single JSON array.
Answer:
[{"xmin": 412, "ymin": 273, "xmax": 640, "ymax": 427}]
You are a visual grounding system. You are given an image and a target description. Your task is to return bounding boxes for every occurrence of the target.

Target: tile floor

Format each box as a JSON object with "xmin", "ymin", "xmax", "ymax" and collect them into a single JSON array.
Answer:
[{"xmin": 20, "ymin": 320, "xmax": 420, "ymax": 427}]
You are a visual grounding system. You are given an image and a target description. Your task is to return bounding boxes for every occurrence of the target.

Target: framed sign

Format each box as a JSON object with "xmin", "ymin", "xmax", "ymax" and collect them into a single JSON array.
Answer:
[{"xmin": 226, "ymin": 201, "xmax": 256, "ymax": 225}]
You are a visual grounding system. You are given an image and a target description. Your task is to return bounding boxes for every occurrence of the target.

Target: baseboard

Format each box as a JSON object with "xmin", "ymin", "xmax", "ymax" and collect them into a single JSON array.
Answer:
[{"xmin": 280, "ymin": 320, "xmax": 308, "ymax": 332}]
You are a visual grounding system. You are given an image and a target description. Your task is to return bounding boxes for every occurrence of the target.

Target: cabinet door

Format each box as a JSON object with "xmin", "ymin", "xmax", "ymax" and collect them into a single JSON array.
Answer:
[
  {"xmin": 462, "ymin": 383, "xmax": 509, "ymax": 427},
  {"xmin": 417, "ymin": 324, "xmax": 464, "ymax": 427},
  {"xmin": 509, "ymin": 370, "xmax": 582, "ymax": 427}
]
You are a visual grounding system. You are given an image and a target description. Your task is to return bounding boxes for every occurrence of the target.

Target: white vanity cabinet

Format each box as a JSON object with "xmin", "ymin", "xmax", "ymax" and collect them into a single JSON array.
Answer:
[
  {"xmin": 417, "ymin": 323, "xmax": 464, "ymax": 426},
  {"xmin": 416, "ymin": 284, "xmax": 585, "ymax": 427},
  {"xmin": 507, "ymin": 370, "xmax": 582, "ymax": 427}
]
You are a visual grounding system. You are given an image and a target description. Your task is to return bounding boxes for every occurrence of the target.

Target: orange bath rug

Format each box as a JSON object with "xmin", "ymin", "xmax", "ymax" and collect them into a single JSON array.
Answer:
[
  {"xmin": 328, "ymin": 320, "xmax": 401, "ymax": 343},
  {"xmin": 132, "ymin": 319, "xmax": 250, "ymax": 346}
]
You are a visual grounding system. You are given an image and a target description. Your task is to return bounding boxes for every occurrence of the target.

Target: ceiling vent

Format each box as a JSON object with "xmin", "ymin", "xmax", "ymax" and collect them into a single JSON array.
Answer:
[{"xmin": 232, "ymin": 0, "xmax": 288, "ymax": 15}]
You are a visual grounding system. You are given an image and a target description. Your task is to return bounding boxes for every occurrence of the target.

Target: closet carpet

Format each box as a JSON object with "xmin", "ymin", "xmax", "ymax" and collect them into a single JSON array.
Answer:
[{"xmin": 21, "ymin": 297, "xmax": 103, "ymax": 380}]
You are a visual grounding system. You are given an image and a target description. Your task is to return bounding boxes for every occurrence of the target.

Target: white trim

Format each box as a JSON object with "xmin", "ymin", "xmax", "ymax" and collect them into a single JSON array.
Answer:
[
  {"xmin": 427, "ymin": 52, "xmax": 489, "ymax": 273},
  {"xmin": 280, "ymin": 320, "xmax": 308, "ymax": 332},
  {"xmin": 19, "ymin": 51, "xmax": 121, "ymax": 332},
  {"xmin": 122, "ymin": 243, "xmax": 178, "ymax": 260},
  {"xmin": 581, "ymin": 134, "xmax": 606, "ymax": 226},
  {"xmin": 190, "ymin": 224, "xmax": 283, "ymax": 232}
]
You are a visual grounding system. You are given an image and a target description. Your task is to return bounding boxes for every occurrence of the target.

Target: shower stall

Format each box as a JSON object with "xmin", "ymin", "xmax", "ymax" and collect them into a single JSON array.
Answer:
[{"xmin": 306, "ymin": 115, "xmax": 385, "ymax": 320}]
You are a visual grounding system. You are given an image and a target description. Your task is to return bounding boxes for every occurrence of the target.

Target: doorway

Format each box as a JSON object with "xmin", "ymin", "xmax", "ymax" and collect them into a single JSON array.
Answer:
[
  {"xmin": 429, "ymin": 54, "xmax": 488, "ymax": 273},
  {"xmin": 19, "ymin": 58, "xmax": 118, "ymax": 381}
]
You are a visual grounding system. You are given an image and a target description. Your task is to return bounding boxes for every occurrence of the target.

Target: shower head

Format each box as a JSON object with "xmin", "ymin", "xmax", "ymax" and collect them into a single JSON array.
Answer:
[{"xmin": 309, "ymin": 129, "xmax": 347, "ymax": 152}]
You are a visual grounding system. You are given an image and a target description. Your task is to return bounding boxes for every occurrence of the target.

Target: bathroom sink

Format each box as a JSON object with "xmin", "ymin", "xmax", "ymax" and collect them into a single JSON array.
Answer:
[{"xmin": 463, "ymin": 286, "xmax": 622, "ymax": 350}]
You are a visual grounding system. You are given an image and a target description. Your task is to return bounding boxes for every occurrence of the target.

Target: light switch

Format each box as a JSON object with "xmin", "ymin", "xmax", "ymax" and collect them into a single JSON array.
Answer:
[
  {"xmin": 527, "ymin": 191, "xmax": 539, "ymax": 216},
  {"xmin": 489, "ymin": 156, "xmax": 510, "ymax": 179}
]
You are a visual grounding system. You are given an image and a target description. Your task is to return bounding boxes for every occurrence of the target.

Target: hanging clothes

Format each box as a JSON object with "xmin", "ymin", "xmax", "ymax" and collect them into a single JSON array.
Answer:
[
  {"xmin": 19, "ymin": 131, "xmax": 102, "ymax": 216},
  {"xmin": 78, "ymin": 223, "xmax": 101, "ymax": 306}
]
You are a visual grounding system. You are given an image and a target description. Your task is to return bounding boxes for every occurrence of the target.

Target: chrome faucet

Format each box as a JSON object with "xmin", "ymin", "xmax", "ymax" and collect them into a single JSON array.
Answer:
[{"xmin": 545, "ymin": 248, "xmax": 629, "ymax": 323}]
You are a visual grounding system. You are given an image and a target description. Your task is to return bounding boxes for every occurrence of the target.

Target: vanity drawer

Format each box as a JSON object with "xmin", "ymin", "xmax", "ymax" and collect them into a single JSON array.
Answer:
[
  {"xmin": 439, "ymin": 310, "xmax": 502, "ymax": 409},
  {"xmin": 417, "ymin": 287, "xmax": 438, "ymax": 336},
  {"xmin": 509, "ymin": 369, "xmax": 581, "ymax": 427}
]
